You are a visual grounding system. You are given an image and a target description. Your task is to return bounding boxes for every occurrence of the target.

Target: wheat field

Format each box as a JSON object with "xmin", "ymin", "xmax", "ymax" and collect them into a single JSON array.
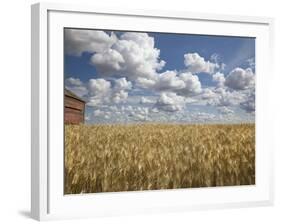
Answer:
[{"xmin": 64, "ymin": 123, "xmax": 255, "ymax": 194}]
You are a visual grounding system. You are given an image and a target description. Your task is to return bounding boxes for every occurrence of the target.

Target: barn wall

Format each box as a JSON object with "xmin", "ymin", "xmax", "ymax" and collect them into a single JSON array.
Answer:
[
  {"xmin": 65, "ymin": 107, "xmax": 84, "ymax": 124},
  {"xmin": 64, "ymin": 96, "xmax": 85, "ymax": 124},
  {"xmin": 65, "ymin": 97, "xmax": 84, "ymax": 111}
]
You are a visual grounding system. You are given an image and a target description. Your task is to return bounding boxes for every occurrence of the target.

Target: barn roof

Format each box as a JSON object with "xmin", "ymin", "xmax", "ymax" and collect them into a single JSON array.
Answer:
[{"xmin": 64, "ymin": 88, "xmax": 86, "ymax": 103}]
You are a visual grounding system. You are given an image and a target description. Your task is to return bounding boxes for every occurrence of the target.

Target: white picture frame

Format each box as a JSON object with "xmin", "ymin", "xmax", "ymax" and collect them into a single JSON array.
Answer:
[{"xmin": 31, "ymin": 2, "xmax": 274, "ymax": 221}]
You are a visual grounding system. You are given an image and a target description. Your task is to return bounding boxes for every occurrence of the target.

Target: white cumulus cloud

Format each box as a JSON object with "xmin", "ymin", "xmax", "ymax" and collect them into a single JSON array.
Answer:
[
  {"xmin": 225, "ymin": 67, "xmax": 255, "ymax": 90},
  {"xmin": 207, "ymin": 87, "xmax": 246, "ymax": 107},
  {"xmin": 240, "ymin": 91, "xmax": 255, "ymax": 113},
  {"xmin": 212, "ymin": 72, "xmax": 225, "ymax": 87},
  {"xmin": 90, "ymin": 32, "xmax": 165, "ymax": 80},
  {"xmin": 65, "ymin": 77, "xmax": 88, "ymax": 97},
  {"xmin": 184, "ymin": 53, "xmax": 219, "ymax": 74},
  {"xmin": 201, "ymin": 88, "xmax": 217, "ymax": 100},
  {"xmin": 217, "ymin": 106, "xmax": 234, "ymax": 114},
  {"xmin": 89, "ymin": 78, "xmax": 110, "ymax": 94},
  {"xmin": 154, "ymin": 71, "xmax": 186, "ymax": 91},
  {"xmin": 155, "ymin": 92, "xmax": 185, "ymax": 112},
  {"xmin": 113, "ymin": 77, "xmax": 132, "ymax": 91},
  {"xmin": 64, "ymin": 29, "xmax": 117, "ymax": 56},
  {"xmin": 177, "ymin": 72, "xmax": 202, "ymax": 96},
  {"xmin": 65, "ymin": 64, "xmax": 132, "ymax": 108},
  {"xmin": 140, "ymin": 97, "xmax": 155, "ymax": 104},
  {"xmin": 136, "ymin": 71, "xmax": 202, "ymax": 97},
  {"xmin": 90, "ymin": 49, "xmax": 125, "ymax": 74}
]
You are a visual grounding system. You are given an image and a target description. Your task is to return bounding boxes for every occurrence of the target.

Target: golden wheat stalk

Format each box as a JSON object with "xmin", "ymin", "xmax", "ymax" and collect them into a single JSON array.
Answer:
[{"xmin": 64, "ymin": 123, "xmax": 255, "ymax": 194}]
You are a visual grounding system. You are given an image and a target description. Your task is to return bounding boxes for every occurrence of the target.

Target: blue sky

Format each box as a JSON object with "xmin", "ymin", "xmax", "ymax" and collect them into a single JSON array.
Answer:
[
  {"xmin": 64, "ymin": 28, "xmax": 255, "ymax": 124},
  {"xmin": 150, "ymin": 33, "xmax": 255, "ymax": 72}
]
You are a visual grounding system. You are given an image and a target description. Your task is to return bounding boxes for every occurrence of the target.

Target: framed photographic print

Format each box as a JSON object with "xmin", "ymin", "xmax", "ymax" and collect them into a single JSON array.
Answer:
[{"xmin": 31, "ymin": 2, "xmax": 274, "ymax": 221}]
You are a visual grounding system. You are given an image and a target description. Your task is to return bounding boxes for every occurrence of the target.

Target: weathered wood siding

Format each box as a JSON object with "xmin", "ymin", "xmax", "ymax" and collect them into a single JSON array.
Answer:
[
  {"xmin": 64, "ymin": 95, "xmax": 85, "ymax": 124},
  {"xmin": 65, "ymin": 97, "xmax": 85, "ymax": 111}
]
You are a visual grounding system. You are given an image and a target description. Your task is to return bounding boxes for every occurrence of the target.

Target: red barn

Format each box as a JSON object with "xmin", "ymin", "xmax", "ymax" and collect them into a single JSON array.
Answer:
[{"xmin": 64, "ymin": 89, "xmax": 85, "ymax": 124}]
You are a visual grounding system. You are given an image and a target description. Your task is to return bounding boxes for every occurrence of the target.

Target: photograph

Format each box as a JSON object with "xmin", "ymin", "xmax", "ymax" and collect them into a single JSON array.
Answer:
[{"xmin": 63, "ymin": 28, "xmax": 255, "ymax": 194}]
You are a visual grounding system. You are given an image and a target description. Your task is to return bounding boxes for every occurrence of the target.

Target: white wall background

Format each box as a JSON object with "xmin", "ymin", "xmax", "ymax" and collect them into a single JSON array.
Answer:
[{"xmin": 0, "ymin": 0, "xmax": 279, "ymax": 223}]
